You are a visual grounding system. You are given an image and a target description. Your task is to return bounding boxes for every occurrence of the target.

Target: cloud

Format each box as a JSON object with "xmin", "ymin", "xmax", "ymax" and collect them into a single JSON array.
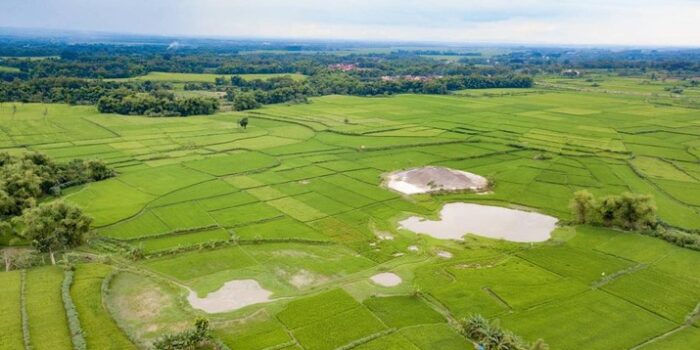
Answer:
[{"xmin": 1, "ymin": 0, "xmax": 699, "ymax": 46}]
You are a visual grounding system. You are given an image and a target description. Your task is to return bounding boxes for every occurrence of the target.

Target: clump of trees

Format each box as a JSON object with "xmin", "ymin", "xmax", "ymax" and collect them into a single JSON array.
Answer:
[
  {"xmin": 0, "ymin": 152, "xmax": 115, "ymax": 216},
  {"xmin": 1, "ymin": 153, "xmax": 113, "ymax": 267},
  {"xmin": 153, "ymin": 318, "xmax": 213, "ymax": 350},
  {"xmin": 569, "ymin": 190, "xmax": 657, "ymax": 230},
  {"xmin": 97, "ymin": 91, "xmax": 219, "ymax": 116},
  {"xmin": 462, "ymin": 314, "xmax": 548, "ymax": 350}
]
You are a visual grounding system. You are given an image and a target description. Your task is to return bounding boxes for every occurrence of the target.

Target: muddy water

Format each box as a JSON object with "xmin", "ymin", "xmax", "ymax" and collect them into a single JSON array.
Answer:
[
  {"xmin": 187, "ymin": 279, "xmax": 272, "ymax": 313},
  {"xmin": 399, "ymin": 202, "xmax": 557, "ymax": 243}
]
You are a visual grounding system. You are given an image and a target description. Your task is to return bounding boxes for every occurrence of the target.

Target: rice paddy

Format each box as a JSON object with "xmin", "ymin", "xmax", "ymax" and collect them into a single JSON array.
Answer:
[{"xmin": 1, "ymin": 76, "xmax": 700, "ymax": 349}]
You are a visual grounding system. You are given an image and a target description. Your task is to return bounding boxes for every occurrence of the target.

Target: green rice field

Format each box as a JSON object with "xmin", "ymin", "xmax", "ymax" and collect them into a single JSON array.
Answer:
[{"xmin": 1, "ymin": 76, "xmax": 699, "ymax": 349}]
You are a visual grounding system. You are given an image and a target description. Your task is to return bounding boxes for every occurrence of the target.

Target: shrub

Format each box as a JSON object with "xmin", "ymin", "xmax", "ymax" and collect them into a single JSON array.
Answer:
[
  {"xmin": 461, "ymin": 314, "xmax": 546, "ymax": 350},
  {"xmin": 152, "ymin": 317, "xmax": 210, "ymax": 350},
  {"xmin": 62, "ymin": 270, "xmax": 87, "ymax": 350}
]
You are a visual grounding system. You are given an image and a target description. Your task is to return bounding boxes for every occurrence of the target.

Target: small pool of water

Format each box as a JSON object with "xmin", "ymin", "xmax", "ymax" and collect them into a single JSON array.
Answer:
[
  {"xmin": 399, "ymin": 202, "xmax": 557, "ymax": 243},
  {"xmin": 187, "ymin": 279, "xmax": 272, "ymax": 313}
]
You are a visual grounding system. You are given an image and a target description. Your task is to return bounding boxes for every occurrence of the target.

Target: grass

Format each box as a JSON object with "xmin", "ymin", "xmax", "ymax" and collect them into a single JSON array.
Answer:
[
  {"xmin": 398, "ymin": 324, "xmax": 473, "ymax": 350},
  {"xmin": 0, "ymin": 271, "xmax": 23, "ymax": 350},
  {"xmin": 71, "ymin": 264, "xmax": 136, "ymax": 349},
  {"xmin": 291, "ymin": 306, "xmax": 387, "ymax": 350},
  {"xmin": 363, "ymin": 295, "xmax": 445, "ymax": 329},
  {"xmin": 213, "ymin": 312, "xmax": 292, "ymax": 350},
  {"xmin": 25, "ymin": 266, "xmax": 73, "ymax": 350},
  {"xmin": 500, "ymin": 290, "xmax": 676, "ymax": 350},
  {"xmin": 277, "ymin": 289, "xmax": 360, "ymax": 329},
  {"xmin": 137, "ymin": 227, "xmax": 231, "ymax": 253},
  {"xmin": 105, "ymin": 272, "xmax": 193, "ymax": 346},
  {"xmin": 142, "ymin": 245, "xmax": 257, "ymax": 282}
]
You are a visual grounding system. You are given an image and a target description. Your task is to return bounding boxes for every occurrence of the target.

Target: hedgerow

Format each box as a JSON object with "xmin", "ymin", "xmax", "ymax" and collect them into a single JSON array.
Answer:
[{"xmin": 61, "ymin": 269, "xmax": 87, "ymax": 350}]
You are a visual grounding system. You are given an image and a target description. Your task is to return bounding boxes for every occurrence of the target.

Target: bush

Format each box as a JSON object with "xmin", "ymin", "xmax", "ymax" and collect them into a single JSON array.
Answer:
[
  {"xmin": 62, "ymin": 270, "xmax": 87, "ymax": 350},
  {"xmin": 461, "ymin": 314, "xmax": 545, "ymax": 350},
  {"xmin": 152, "ymin": 318, "xmax": 210, "ymax": 350}
]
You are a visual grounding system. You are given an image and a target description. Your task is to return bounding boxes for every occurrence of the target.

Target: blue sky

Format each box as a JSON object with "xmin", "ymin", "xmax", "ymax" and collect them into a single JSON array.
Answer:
[{"xmin": 2, "ymin": 0, "xmax": 699, "ymax": 46}]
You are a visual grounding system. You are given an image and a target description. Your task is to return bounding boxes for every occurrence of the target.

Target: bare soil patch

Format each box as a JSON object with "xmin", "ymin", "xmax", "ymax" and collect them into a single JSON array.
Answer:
[
  {"xmin": 370, "ymin": 272, "xmax": 402, "ymax": 287},
  {"xmin": 385, "ymin": 166, "xmax": 488, "ymax": 195}
]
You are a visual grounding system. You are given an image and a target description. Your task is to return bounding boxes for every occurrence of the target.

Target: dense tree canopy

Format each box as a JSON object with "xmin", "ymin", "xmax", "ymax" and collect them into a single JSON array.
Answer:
[
  {"xmin": 19, "ymin": 200, "xmax": 91, "ymax": 264},
  {"xmin": 0, "ymin": 152, "xmax": 115, "ymax": 217},
  {"xmin": 569, "ymin": 190, "xmax": 657, "ymax": 230}
]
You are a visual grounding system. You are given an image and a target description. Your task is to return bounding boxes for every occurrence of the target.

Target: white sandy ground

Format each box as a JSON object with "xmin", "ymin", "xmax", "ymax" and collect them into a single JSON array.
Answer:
[
  {"xmin": 385, "ymin": 166, "xmax": 488, "ymax": 195},
  {"xmin": 187, "ymin": 279, "xmax": 272, "ymax": 313},
  {"xmin": 399, "ymin": 202, "xmax": 558, "ymax": 243},
  {"xmin": 436, "ymin": 251, "xmax": 453, "ymax": 259},
  {"xmin": 370, "ymin": 272, "xmax": 403, "ymax": 287}
]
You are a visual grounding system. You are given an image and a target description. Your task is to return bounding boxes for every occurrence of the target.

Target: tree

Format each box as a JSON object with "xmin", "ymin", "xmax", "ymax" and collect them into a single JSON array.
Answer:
[
  {"xmin": 83, "ymin": 159, "xmax": 116, "ymax": 181},
  {"xmin": 19, "ymin": 201, "xmax": 91, "ymax": 265},
  {"xmin": 233, "ymin": 92, "xmax": 260, "ymax": 111},
  {"xmin": 617, "ymin": 192, "xmax": 656, "ymax": 230},
  {"xmin": 597, "ymin": 194, "xmax": 623, "ymax": 227},
  {"xmin": 0, "ymin": 164, "xmax": 42, "ymax": 215},
  {"xmin": 569, "ymin": 190, "xmax": 596, "ymax": 224},
  {"xmin": 239, "ymin": 117, "xmax": 249, "ymax": 129},
  {"xmin": 568, "ymin": 191, "xmax": 657, "ymax": 230}
]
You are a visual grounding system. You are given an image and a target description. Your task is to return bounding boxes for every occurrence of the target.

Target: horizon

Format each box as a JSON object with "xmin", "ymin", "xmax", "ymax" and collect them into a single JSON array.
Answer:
[{"xmin": 2, "ymin": 0, "xmax": 700, "ymax": 47}]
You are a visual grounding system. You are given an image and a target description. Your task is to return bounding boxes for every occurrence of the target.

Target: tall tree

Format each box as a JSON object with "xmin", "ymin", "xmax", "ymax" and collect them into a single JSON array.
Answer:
[
  {"xmin": 19, "ymin": 200, "xmax": 91, "ymax": 265},
  {"xmin": 569, "ymin": 190, "xmax": 596, "ymax": 224}
]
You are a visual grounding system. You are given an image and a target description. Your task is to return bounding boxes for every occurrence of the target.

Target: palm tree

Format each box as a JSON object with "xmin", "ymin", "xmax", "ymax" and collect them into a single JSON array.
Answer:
[{"xmin": 463, "ymin": 314, "xmax": 491, "ymax": 342}]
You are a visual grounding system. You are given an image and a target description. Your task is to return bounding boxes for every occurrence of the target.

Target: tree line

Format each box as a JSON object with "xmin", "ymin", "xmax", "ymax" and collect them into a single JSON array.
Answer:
[
  {"xmin": 97, "ymin": 90, "xmax": 219, "ymax": 117},
  {"xmin": 0, "ymin": 78, "xmax": 220, "ymax": 116},
  {"xmin": 218, "ymin": 73, "xmax": 532, "ymax": 111}
]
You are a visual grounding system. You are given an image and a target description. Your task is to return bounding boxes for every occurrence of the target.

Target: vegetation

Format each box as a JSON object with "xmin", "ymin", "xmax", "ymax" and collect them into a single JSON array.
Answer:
[
  {"xmin": 62, "ymin": 269, "xmax": 87, "ymax": 350},
  {"xmin": 0, "ymin": 152, "xmax": 115, "ymax": 216},
  {"xmin": 97, "ymin": 91, "xmax": 219, "ymax": 116},
  {"xmin": 19, "ymin": 201, "xmax": 92, "ymax": 264},
  {"xmin": 152, "ymin": 318, "xmax": 211, "ymax": 350},
  {"xmin": 570, "ymin": 190, "xmax": 657, "ymax": 230},
  {"xmin": 462, "ymin": 314, "xmax": 548, "ymax": 350},
  {"xmin": 1, "ymin": 38, "xmax": 700, "ymax": 350}
]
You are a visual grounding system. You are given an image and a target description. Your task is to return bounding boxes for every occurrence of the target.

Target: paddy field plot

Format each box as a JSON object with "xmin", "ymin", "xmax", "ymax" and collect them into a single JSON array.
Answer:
[{"xmin": 2, "ymin": 82, "xmax": 700, "ymax": 349}]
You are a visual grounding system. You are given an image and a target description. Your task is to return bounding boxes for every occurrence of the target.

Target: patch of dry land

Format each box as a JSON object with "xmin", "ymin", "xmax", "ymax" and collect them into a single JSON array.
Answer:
[
  {"xmin": 187, "ymin": 279, "xmax": 272, "ymax": 313},
  {"xmin": 399, "ymin": 203, "xmax": 558, "ymax": 243},
  {"xmin": 385, "ymin": 166, "xmax": 488, "ymax": 195},
  {"xmin": 370, "ymin": 272, "xmax": 402, "ymax": 287}
]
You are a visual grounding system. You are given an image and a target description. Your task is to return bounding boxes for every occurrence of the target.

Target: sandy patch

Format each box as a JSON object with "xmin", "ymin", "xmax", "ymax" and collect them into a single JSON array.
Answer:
[
  {"xmin": 437, "ymin": 251, "xmax": 453, "ymax": 259},
  {"xmin": 288, "ymin": 269, "xmax": 328, "ymax": 289},
  {"xmin": 375, "ymin": 230, "xmax": 394, "ymax": 240},
  {"xmin": 399, "ymin": 202, "xmax": 557, "ymax": 243},
  {"xmin": 370, "ymin": 272, "xmax": 402, "ymax": 287},
  {"xmin": 385, "ymin": 166, "xmax": 488, "ymax": 195},
  {"xmin": 187, "ymin": 280, "xmax": 272, "ymax": 313}
]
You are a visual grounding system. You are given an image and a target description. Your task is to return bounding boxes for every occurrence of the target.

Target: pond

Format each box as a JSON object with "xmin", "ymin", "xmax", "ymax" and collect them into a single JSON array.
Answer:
[
  {"xmin": 187, "ymin": 279, "xmax": 272, "ymax": 313},
  {"xmin": 399, "ymin": 202, "xmax": 557, "ymax": 243}
]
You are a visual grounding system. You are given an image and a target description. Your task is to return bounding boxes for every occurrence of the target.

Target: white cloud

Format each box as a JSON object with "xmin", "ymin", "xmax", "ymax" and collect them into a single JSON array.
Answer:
[{"xmin": 1, "ymin": 0, "xmax": 699, "ymax": 46}]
